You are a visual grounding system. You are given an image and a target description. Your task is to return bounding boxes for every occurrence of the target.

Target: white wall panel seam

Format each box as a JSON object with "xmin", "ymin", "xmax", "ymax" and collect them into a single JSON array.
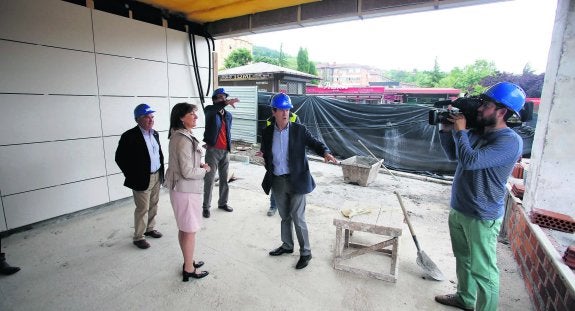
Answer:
[
  {"xmin": 1, "ymin": 176, "xmax": 108, "ymax": 198},
  {"xmin": 0, "ymin": 38, "xmax": 93, "ymax": 54},
  {"xmin": 89, "ymin": 8, "xmax": 111, "ymax": 203}
]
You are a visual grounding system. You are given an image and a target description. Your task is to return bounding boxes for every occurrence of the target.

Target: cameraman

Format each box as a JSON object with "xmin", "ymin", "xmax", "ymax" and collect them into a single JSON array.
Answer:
[{"xmin": 435, "ymin": 82, "xmax": 526, "ymax": 311}]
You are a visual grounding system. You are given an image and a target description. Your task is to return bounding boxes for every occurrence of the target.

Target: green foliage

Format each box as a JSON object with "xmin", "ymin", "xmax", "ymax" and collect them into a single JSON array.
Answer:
[
  {"xmin": 224, "ymin": 48, "xmax": 252, "ymax": 69},
  {"xmin": 386, "ymin": 59, "xmax": 497, "ymax": 94},
  {"xmin": 278, "ymin": 44, "xmax": 288, "ymax": 67},
  {"xmin": 439, "ymin": 60, "xmax": 497, "ymax": 94},
  {"xmin": 253, "ymin": 55, "xmax": 279, "ymax": 65},
  {"xmin": 297, "ymin": 48, "xmax": 310, "ymax": 72}
]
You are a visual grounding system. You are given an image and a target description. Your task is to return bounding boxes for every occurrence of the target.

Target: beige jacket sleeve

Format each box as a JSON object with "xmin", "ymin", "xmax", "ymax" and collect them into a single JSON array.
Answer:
[
  {"xmin": 164, "ymin": 129, "xmax": 206, "ymax": 193},
  {"xmin": 174, "ymin": 132, "xmax": 205, "ymax": 180}
]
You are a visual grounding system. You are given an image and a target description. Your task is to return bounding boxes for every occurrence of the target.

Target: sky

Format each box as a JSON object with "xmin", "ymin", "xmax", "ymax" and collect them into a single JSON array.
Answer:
[{"xmin": 246, "ymin": 0, "xmax": 557, "ymax": 74}]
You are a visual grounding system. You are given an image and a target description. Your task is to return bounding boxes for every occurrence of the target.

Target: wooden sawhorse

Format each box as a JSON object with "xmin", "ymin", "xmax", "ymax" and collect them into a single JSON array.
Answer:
[{"xmin": 333, "ymin": 210, "xmax": 403, "ymax": 282}]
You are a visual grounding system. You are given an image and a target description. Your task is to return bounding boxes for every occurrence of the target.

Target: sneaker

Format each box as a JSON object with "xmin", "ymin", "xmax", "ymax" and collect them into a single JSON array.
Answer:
[
  {"xmin": 267, "ymin": 208, "xmax": 276, "ymax": 216},
  {"xmin": 434, "ymin": 294, "xmax": 474, "ymax": 311}
]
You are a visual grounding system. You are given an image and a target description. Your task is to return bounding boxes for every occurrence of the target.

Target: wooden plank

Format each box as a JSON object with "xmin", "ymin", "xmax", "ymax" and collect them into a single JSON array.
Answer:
[
  {"xmin": 334, "ymin": 263, "xmax": 397, "ymax": 283},
  {"xmin": 340, "ymin": 239, "xmax": 395, "ymax": 260},
  {"xmin": 335, "ymin": 226, "xmax": 343, "ymax": 257}
]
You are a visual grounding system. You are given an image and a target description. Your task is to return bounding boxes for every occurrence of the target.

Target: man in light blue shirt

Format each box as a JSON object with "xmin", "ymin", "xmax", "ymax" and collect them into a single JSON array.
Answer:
[{"xmin": 116, "ymin": 103, "xmax": 165, "ymax": 249}]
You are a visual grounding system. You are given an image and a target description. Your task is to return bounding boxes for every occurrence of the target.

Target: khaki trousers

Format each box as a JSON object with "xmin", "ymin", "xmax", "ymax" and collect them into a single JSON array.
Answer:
[{"xmin": 132, "ymin": 172, "xmax": 160, "ymax": 241}]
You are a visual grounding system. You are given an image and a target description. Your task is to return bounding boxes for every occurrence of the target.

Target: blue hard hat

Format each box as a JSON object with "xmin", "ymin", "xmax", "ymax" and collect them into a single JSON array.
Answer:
[
  {"xmin": 134, "ymin": 103, "xmax": 155, "ymax": 119},
  {"xmin": 212, "ymin": 87, "xmax": 229, "ymax": 99},
  {"xmin": 270, "ymin": 93, "xmax": 293, "ymax": 109},
  {"xmin": 483, "ymin": 82, "xmax": 526, "ymax": 116}
]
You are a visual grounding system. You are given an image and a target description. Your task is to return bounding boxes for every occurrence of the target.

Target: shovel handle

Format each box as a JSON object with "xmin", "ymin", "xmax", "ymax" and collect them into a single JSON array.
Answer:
[{"xmin": 395, "ymin": 191, "xmax": 422, "ymax": 252}]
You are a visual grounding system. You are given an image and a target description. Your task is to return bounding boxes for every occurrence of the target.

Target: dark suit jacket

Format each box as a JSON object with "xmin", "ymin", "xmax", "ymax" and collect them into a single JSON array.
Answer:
[
  {"xmin": 203, "ymin": 102, "xmax": 232, "ymax": 151},
  {"xmin": 261, "ymin": 122, "xmax": 330, "ymax": 195},
  {"xmin": 115, "ymin": 126, "xmax": 164, "ymax": 191}
]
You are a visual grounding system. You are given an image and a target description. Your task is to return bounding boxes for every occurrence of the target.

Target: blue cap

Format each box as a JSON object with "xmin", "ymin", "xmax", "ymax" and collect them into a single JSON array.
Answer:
[
  {"xmin": 134, "ymin": 103, "xmax": 155, "ymax": 119},
  {"xmin": 212, "ymin": 87, "xmax": 229, "ymax": 98}
]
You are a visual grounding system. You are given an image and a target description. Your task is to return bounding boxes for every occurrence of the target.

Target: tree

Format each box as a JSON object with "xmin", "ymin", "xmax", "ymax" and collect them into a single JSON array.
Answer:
[
  {"xmin": 223, "ymin": 48, "xmax": 252, "ymax": 69},
  {"xmin": 480, "ymin": 71, "xmax": 545, "ymax": 98},
  {"xmin": 278, "ymin": 43, "xmax": 288, "ymax": 67},
  {"xmin": 253, "ymin": 55, "xmax": 279, "ymax": 65},
  {"xmin": 438, "ymin": 59, "xmax": 497, "ymax": 94},
  {"xmin": 297, "ymin": 48, "xmax": 310, "ymax": 72}
]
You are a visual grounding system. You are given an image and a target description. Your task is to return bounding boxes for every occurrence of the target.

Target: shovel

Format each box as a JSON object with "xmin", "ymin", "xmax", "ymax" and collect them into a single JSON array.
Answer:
[{"xmin": 394, "ymin": 191, "xmax": 445, "ymax": 281}]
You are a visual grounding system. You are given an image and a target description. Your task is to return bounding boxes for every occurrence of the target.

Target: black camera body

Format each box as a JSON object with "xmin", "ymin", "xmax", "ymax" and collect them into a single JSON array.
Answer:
[{"xmin": 428, "ymin": 97, "xmax": 483, "ymax": 128}]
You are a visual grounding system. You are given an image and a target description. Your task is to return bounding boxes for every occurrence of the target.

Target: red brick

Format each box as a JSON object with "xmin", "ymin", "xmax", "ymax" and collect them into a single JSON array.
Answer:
[
  {"xmin": 531, "ymin": 266, "xmax": 540, "ymax": 286},
  {"xmin": 537, "ymin": 245, "xmax": 546, "ymax": 262},
  {"xmin": 563, "ymin": 292, "xmax": 574, "ymax": 309},
  {"xmin": 531, "ymin": 208, "xmax": 575, "ymax": 233},
  {"xmin": 537, "ymin": 265, "xmax": 547, "ymax": 284},
  {"xmin": 540, "ymin": 283, "xmax": 549, "ymax": 306},
  {"xmin": 556, "ymin": 297, "xmax": 568, "ymax": 311},
  {"xmin": 554, "ymin": 274, "xmax": 567, "ymax": 297},
  {"xmin": 545, "ymin": 280, "xmax": 557, "ymax": 303}
]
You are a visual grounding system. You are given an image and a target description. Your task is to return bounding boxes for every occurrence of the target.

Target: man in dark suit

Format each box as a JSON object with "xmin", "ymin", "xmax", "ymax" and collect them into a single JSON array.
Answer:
[
  {"xmin": 115, "ymin": 103, "xmax": 165, "ymax": 249},
  {"xmin": 261, "ymin": 93, "xmax": 337, "ymax": 270}
]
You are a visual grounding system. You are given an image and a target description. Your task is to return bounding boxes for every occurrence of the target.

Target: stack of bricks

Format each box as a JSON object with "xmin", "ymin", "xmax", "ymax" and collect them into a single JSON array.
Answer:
[
  {"xmin": 563, "ymin": 245, "xmax": 575, "ymax": 269},
  {"xmin": 530, "ymin": 208, "xmax": 575, "ymax": 233},
  {"xmin": 507, "ymin": 202, "xmax": 575, "ymax": 310},
  {"xmin": 512, "ymin": 184, "xmax": 525, "ymax": 199},
  {"xmin": 512, "ymin": 162, "xmax": 525, "ymax": 179}
]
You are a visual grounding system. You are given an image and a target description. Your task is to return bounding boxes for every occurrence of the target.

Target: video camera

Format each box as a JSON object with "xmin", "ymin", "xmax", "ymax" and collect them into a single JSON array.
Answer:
[
  {"xmin": 428, "ymin": 96, "xmax": 483, "ymax": 129},
  {"xmin": 428, "ymin": 96, "xmax": 534, "ymax": 129}
]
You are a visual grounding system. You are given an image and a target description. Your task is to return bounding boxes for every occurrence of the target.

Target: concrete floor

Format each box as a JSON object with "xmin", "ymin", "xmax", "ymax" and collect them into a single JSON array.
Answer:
[{"xmin": 0, "ymin": 160, "xmax": 532, "ymax": 311}]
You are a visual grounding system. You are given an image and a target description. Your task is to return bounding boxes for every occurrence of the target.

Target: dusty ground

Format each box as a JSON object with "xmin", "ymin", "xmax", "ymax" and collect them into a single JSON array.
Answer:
[{"xmin": 0, "ymin": 146, "xmax": 532, "ymax": 311}]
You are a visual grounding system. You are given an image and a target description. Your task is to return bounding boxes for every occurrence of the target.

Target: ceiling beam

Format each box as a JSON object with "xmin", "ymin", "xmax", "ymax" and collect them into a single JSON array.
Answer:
[{"xmin": 206, "ymin": 0, "xmax": 506, "ymax": 39}]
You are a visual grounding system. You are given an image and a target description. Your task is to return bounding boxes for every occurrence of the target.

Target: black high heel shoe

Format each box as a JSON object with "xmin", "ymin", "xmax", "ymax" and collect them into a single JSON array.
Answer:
[
  {"xmin": 182, "ymin": 261, "xmax": 204, "ymax": 272},
  {"xmin": 182, "ymin": 268, "xmax": 209, "ymax": 282}
]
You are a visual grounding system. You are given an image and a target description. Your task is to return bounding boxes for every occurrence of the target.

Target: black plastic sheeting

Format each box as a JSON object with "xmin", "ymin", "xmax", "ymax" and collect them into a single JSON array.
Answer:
[{"xmin": 257, "ymin": 93, "xmax": 535, "ymax": 176}]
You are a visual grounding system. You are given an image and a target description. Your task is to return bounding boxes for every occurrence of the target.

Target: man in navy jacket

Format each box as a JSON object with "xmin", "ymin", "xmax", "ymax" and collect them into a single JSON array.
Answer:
[
  {"xmin": 261, "ymin": 93, "xmax": 337, "ymax": 270},
  {"xmin": 115, "ymin": 103, "xmax": 165, "ymax": 249},
  {"xmin": 202, "ymin": 88, "xmax": 239, "ymax": 218}
]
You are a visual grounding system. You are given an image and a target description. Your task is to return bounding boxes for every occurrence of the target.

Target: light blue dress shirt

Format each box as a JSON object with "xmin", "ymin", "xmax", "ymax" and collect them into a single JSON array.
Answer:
[
  {"xmin": 272, "ymin": 123, "xmax": 290, "ymax": 176},
  {"xmin": 139, "ymin": 127, "xmax": 161, "ymax": 173}
]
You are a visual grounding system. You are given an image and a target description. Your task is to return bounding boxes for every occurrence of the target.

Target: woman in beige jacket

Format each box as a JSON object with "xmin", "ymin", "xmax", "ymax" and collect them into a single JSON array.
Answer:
[{"xmin": 164, "ymin": 103, "xmax": 211, "ymax": 281}]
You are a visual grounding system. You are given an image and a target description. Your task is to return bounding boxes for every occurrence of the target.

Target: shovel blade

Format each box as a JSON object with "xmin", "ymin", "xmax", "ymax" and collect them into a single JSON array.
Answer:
[{"xmin": 416, "ymin": 250, "xmax": 445, "ymax": 281}]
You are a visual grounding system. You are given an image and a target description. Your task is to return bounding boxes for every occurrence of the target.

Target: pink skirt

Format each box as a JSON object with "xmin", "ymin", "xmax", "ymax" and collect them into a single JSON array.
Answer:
[{"xmin": 169, "ymin": 190, "xmax": 202, "ymax": 233}]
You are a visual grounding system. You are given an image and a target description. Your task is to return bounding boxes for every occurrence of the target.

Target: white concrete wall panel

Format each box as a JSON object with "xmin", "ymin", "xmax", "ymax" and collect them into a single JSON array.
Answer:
[
  {"xmin": 0, "ymin": 94, "xmax": 100, "ymax": 145},
  {"xmin": 0, "ymin": 41, "xmax": 98, "ymax": 95},
  {"xmin": 168, "ymin": 64, "xmax": 211, "ymax": 98},
  {"xmin": 0, "ymin": 0, "xmax": 94, "ymax": 51},
  {"xmin": 166, "ymin": 29, "xmax": 211, "ymax": 67},
  {"xmin": 0, "ymin": 139, "xmax": 106, "ymax": 196},
  {"xmin": 107, "ymin": 173, "xmax": 132, "ymax": 201},
  {"xmin": 103, "ymin": 136, "xmax": 121, "ymax": 175},
  {"xmin": 2, "ymin": 177, "xmax": 109, "ymax": 229},
  {"xmin": 92, "ymin": 10, "xmax": 166, "ymax": 61},
  {"xmin": 96, "ymin": 54, "xmax": 168, "ymax": 96},
  {"xmin": 168, "ymin": 64, "xmax": 195, "ymax": 97},
  {"xmin": 100, "ymin": 97, "xmax": 170, "ymax": 136},
  {"xmin": 0, "ymin": 2, "xmax": 212, "ymax": 230}
]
